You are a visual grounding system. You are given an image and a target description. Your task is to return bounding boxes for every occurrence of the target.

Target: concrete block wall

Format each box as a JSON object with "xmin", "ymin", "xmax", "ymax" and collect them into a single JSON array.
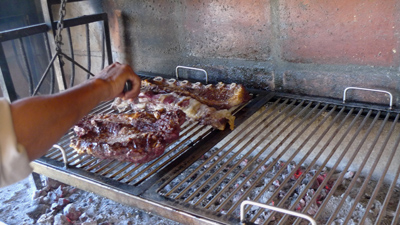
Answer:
[{"xmin": 98, "ymin": 0, "xmax": 400, "ymax": 106}]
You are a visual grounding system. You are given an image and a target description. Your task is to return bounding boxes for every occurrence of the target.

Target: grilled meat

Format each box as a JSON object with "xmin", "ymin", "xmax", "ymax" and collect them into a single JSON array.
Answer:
[
  {"xmin": 142, "ymin": 77, "xmax": 252, "ymax": 110},
  {"xmin": 113, "ymin": 91, "xmax": 235, "ymax": 130},
  {"xmin": 70, "ymin": 110, "xmax": 185, "ymax": 163}
]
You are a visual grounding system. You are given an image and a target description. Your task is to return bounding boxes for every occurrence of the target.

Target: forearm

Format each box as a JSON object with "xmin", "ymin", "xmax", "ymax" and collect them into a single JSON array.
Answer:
[{"xmin": 10, "ymin": 78, "xmax": 110, "ymax": 161}]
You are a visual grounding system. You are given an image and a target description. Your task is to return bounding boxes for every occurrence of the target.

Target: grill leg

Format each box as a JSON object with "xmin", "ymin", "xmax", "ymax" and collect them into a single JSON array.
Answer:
[{"xmin": 31, "ymin": 172, "xmax": 43, "ymax": 190}]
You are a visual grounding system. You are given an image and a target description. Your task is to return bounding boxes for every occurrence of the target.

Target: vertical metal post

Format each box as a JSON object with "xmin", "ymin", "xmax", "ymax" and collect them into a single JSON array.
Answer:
[
  {"xmin": 86, "ymin": 23, "xmax": 91, "ymax": 79},
  {"xmin": 31, "ymin": 172, "xmax": 43, "ymax": 190},
  {"xmin": 102, "ymin": 14, "xmax": 113, "ymax": 65},
  {"xmin": 0, "ymin": 43, "xmax": 18, "ymax": 102}
]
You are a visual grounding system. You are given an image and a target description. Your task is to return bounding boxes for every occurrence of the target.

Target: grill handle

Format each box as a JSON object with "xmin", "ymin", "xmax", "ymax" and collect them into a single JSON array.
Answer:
[
  {"xmin": 52, "ymin": 144, "xmax": 68, "ymax": 168},
  {"xmin": 343, "ymin": 87, "xmax": 393, "ymax": 109},
  {"xmin": 240, "ymin": 200, "xmax": 317, "ymax": 225},
  {"xmin": 175, "ymin": 66, "xmax": 209, "ymax": 84}
]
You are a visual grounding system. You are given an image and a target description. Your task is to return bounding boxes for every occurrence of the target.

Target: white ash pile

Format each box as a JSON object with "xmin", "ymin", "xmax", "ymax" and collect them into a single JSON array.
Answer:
[{"xmin": 0, "ymin": 176, "xmax": 181, "ymax": 225}]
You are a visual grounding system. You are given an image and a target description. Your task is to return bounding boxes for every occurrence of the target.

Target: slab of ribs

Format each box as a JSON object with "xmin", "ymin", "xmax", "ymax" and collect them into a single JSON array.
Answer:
[{"xmin": 70, "ymin": 77, "xmax": 251, "ymax": 164}]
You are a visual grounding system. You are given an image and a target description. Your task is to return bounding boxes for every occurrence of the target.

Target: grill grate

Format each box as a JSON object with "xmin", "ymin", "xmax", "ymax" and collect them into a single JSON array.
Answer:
[
  {"xmin": 154, "ymin": 94, "xmax": 400, "ymax": 224},
  {"xmin": 34, "ymin": 86, "xmax": 266, "ymax": 198},
  {"xmin": 33, "ymin": 90, "xmax": 400, "ymax": 225},
  {"xmin": 42, "ymin": 102, "xmax": 219, "ymax": 187}
]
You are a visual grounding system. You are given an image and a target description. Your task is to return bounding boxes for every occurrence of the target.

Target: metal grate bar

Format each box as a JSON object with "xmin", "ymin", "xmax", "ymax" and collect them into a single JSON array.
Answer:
[
  {"xmin": 97, "ymin": 161, "xmax": 125, "ymax": 176},
  {"xmin": 86, "ymin": 159, "xmax": 116, "ymax": 172}
]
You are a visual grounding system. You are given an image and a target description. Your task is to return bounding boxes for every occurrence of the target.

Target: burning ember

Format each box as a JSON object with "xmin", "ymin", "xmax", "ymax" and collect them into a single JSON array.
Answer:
[{"xmin": 159, "ymin": 147, "xmax": 400, "ymax": 224}]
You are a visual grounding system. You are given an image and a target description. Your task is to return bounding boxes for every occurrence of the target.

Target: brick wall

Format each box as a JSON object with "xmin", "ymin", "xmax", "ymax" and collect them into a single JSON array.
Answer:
[{"xmin": 101, "ymin": 0, "xmax": 400, "ymax": 106}]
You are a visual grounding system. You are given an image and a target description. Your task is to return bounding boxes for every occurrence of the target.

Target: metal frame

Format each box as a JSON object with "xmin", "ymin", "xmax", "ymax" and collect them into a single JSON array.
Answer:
[
  {"xmin": 0, "ymin": 24, "xmax": 50, "ymax": 102},
  {"xmin": 0, "ymin": 0, "xmax": 113, "ymax": 102}
]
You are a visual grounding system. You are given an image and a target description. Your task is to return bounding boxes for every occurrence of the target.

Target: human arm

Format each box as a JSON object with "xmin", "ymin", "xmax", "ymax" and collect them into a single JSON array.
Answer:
[{"xmin": 10, "ymin": 62, "xmax": 141, "ymax": 161}]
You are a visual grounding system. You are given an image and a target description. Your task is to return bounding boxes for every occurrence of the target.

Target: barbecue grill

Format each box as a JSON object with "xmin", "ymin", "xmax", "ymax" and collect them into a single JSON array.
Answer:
[
  {"xmin": 1, "ymin": 0, "xmax": 400, "ymax": 224},
  {"xmin": 30, "ymin": 86, "xmax": 400, "ymax": 225}
]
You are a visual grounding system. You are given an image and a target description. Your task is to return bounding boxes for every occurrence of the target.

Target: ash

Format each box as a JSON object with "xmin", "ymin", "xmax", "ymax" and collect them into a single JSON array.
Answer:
[
  {"xmin": 159, "ymin": 147, "xmax": 400, "ymax": 225},
  {"xmin": 0, "ymin": 176, "xmax": 182, "ymax": 225}
]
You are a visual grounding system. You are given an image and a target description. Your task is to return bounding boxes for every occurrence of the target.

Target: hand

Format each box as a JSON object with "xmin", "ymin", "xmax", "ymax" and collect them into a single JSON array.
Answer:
[{"xmin": 96, "ymin": 62, "xmax": 141, "ymax": 101}]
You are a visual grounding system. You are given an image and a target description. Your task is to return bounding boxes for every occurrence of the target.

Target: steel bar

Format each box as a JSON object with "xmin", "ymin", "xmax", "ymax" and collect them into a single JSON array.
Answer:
[
  {"xmin": 0, "ymin": 42, "xmax": 18, "ymax": 101},
  {"xmin": 18, "ymin": 38, "xmax": 34, "ymax": 95},
  {"xmin": 43, "ymin": 32, "xmax": 55, "ymax": 94},
  {"xmin": 0, "ymin": 24, "xmax": 49, "ymax": 42},
  {"xmin": 67, "ymin": 27, "xmax": 75, "ymax": 87},
  {"xmin": 101, "ymin": 29, "xmax": 105, "ymax": 69},
  {"xmin": 86, "ymin": 23, "xmax": 91, "ymax": 79},
  {"xmin": 33, "ymin": 52, "xmax": 58, "ymax": 95},
  {"xmin": 59, "ymin": 52, "xmax": 95, "ymax": 77}
]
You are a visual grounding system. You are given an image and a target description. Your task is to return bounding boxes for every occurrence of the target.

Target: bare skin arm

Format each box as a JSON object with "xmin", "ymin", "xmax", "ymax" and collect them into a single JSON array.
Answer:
[{"xmin": 10, "ymin": 62, "xmax": 141, "ymax": 161}]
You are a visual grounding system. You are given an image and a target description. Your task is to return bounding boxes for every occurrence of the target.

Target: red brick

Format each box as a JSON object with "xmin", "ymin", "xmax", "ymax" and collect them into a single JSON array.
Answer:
[
  {"xmin": 280, "ymin": 0, "xmax": 399, "ymax": 67},
  {"xmin": 184, "ymin": 0, "xmax": 271, "ymax": 61}
]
